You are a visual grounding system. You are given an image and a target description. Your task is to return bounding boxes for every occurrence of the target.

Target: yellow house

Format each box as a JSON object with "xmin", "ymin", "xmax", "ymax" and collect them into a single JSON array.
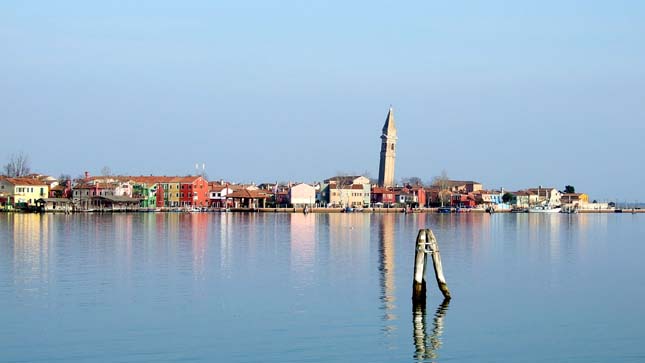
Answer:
[
  {"xmin": 561, "ymin": 193, "xmax": 589, "ymax": 204},
  {"xmin": 156, "ymin": 177, "xmax": 181, "ymax": 207},
  {"xmin": 0, "ymin": 177, "xmax": 50, "ymax": 207},
  {"xmin": 325, "ymin": 176, "xmax": 371, "ymax": 208},
  {"xmin": 167, "ymin": 179, "xmax": 181, "ymax": 207}
]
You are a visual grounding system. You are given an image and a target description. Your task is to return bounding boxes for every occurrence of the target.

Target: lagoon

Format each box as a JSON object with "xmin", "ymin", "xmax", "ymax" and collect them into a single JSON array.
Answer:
[{"xmin": 1, "ymin": 212, "xmax": 643, "ymax": 362}]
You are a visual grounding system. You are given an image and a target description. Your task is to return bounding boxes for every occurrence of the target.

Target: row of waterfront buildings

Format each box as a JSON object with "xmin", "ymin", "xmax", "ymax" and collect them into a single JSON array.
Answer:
[
  {"xmin": 0, "ymin": 107, "xmax": 604, "ymax": 212},
  {"xmin": 0, "ymin": 172, "xmax": 597, "ymax": 212}
]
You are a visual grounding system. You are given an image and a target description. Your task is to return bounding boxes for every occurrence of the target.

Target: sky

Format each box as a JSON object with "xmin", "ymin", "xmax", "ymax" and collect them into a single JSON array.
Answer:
[{"xmin": 1, "ymin": 0, "xmax": 644, "ymax": 201}]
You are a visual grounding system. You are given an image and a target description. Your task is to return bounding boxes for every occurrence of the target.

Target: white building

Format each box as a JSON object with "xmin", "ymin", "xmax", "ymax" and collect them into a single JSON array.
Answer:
[{"xmin": 288, "ymin": 183, "xmax": 316, "ymax": 208}]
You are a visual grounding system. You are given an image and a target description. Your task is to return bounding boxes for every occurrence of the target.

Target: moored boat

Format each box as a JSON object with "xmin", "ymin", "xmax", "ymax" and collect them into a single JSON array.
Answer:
[{"xmin": 528, "ymin": 205, "xmax": 561, "ymax": 213}]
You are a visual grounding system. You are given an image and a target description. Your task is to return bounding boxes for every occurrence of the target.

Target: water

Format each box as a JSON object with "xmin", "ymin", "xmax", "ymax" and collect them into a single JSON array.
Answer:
[{"xmin": 1, "ymin": 212, "xmax": 643, "ymax": 362}]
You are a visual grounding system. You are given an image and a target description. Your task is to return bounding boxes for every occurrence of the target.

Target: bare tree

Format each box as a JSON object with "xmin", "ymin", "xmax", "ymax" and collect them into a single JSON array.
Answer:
[
  {"xmin": 431, "ymin": 170, "xmax": 451, "ymax": 207},
  {"xmin": 361, "ymin": 170, "xmax": 378, "ymax": 185},
  {"xmin": 100, "ymin": 166, "xmax": 112, "ymax": 176},
  {"xmin": 331, "ymin": 172, "xmax": 355, "ymax": 208},
  {"xmin": 58, "ymin": 173, "xmax": 72, "ymax": 183},
  {"xmin": 401, "ymin": 176, "xmax": 423, "ymax": 186},
  {"xmin": 3, "ymin": 152, "xmax": 31, "ymax": 177}
]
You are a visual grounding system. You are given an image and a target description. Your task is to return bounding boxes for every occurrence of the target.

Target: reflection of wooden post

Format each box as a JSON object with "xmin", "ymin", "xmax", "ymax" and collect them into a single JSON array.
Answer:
[
  {"xmin": 413, "ymin": 298, "xmax": 450, "ymax": 361},
  {"xmin": 412, "ymin": 300, "xmax": 428, "ymax": 359},
  {"xmin": 412, "ymin": 229, "xmax": 428, "ymax": 303},
  {"xmin": 425, "ymin": 229, "xmax": 451, "ymax": 300}
]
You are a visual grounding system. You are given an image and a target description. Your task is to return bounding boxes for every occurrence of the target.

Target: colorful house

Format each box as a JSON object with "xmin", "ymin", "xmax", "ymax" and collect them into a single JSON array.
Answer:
[
  {"xmin": 0, "ymin": 177, "xmax": 50, "ymax": 208},
  {"xmin": 209, "ymin": 183, "xmax": 234, "ymax": 208},
  {"xmin": 50, "ymin": 181, "xmax": 72, "ymax": 198},
  {"xmin": 560, "ymin": 193, "xmax": 589, "ymax": 205},
  {"xmin": 473, "ymin": 190, "xmax": 504, "ymax": 207},
  {"xmin": 450, "ymin": 193, "xmax": 476, "ymax": 208},
  {"xmin": 434, "ymin": 180, "xmax": 483, "ymax": 194},
  {"xmin": 158, "ymin": 179, "xmax": 181, "ymax": 207},
  {"xmin": 128, "ymin": 177, "xmax": 162, "ymax": 208},
  {"xmin": 526, "ymin": 187, "xmax": 561, "ymax": 206},
  {"xmin": 288, "ymin": 183, "xmax": 316, "ymax": 208},
  {"xmin": 371, "ymin": 187, "xmax": 396, "ymax": 206},
  {"xmin": 175, "ymin": 176, "xmax": 209, "ymax": 208},
  {"xmin": 323, "ymin": 175, "xmax": 371, "ymax": 208}
]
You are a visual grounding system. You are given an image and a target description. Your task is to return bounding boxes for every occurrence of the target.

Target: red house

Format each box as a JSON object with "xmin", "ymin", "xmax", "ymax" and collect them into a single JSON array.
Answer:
[
  {"xmin": 451, "ymin": 193, "xmax": 476, "ymax": 208},
  {"xmin": 175, "ymin": 176, "xmax": 209, "ymax": 208},
  {"xmin": 371, "ymin": 187, "xmax": 396, "ymax": 206},
  {"xmin": 409, "ymin": 186, "xmax": 426, "ymax": 207},
  {"xmin": 156, "ymin": 184, "xmax": 165, "ymax": 208}
]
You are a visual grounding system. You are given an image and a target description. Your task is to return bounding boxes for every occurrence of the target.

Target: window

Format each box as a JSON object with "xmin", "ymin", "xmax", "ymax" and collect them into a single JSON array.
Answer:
[{"xmin": 181, "ymin": 193, "xmax": 184, "ymax": 198}]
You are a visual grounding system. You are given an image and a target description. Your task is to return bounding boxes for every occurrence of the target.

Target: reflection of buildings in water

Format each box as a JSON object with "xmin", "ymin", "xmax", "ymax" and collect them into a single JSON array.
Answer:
[
  {"xmin": 219, "ymin": 212, "xmax": 234, "ymax": 276},
  {"xmin": 378, "ymin": 214, "xmax": 397, "ymax": 331},
  {"xmin": 521, "ymin": 214, "xmax": 564, "ymax": 263},
  {"xmin": 191, "ymin": 213, "xmax": 209, "ymax": 280},
  {"xmin": 424, "ymin": 213, "xmax": 487, "ymax": 266},
  {"xmin": 11, "ymin": 214, "xmax": 50, "ymax": 293},
  {"xmin": 114, "ymin": 214, "xmax": 134, "ymax": 260},
  {"xmin": 165, "ymin": 213, "xmax": 181, "ymax": 254},
  {"xmin": 325, "ymin": 213, "xmax": 372, "ymax": 305},
  {"xmin": 328, "ymin": 214, "xmax": 371, "ymax": 262},
  {"xmin": 413, "ymin": 299, "xmax": 449, "ymax": 361},
  {"xmin": 290, "ymin": 213, "xmax": 316, "ymax": 287},
  {"xmin": 456, "ymin": 213, "xmax": 486, "ymax": 258}
]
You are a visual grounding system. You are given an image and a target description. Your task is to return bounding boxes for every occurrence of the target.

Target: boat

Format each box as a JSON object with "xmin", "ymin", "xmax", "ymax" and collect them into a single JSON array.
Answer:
[
  {"xmin": 510, "ymin": 207, "xmax": 528, "ymax": 213},
  {"xmin": 437, "ymin": 207, "xmax": 451, "ymax": 214},
  {"xmin": 528, "ymin": 205, "xmax": 561, "ymax": 213},
  {"xmin": 561, "ymin": 206, "xmax": 578, "ymax": 214}
]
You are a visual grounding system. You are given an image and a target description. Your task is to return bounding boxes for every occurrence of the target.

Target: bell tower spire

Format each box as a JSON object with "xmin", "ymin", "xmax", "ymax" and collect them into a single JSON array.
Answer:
[{"xmin": 378, "ymin": 106, "xmax": 397, "ymax": 188}]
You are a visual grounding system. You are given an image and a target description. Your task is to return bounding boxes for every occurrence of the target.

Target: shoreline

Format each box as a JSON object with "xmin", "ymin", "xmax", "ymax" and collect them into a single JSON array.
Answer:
[{"xmin": 2, "ymin": 207, "xmax": 641, "ymax": 214}]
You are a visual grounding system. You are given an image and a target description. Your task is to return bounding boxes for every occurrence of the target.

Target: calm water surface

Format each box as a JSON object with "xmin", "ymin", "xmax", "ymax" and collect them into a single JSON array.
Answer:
[{"xmin": 1, "ymin": 212, "xmax": 643, "ymax": 362}]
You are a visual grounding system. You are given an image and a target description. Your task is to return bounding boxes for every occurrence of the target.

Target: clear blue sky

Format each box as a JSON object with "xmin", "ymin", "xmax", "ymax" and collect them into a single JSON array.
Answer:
[{"xmin": 1, "ymin": 1, "xmax": 644, "ymax": 200}]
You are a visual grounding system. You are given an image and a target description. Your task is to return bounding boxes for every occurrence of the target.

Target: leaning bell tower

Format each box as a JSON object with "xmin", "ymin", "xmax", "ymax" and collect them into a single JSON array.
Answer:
[{"xmin": 378, "ymin": 107, "xmax": 397, "ymax": 188}]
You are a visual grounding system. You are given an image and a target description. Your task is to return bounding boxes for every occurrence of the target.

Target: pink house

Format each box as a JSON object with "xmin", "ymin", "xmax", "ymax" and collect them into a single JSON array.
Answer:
[{"xmin": 288, "ymin": 183, "xmax": 316, "ymax": 207}]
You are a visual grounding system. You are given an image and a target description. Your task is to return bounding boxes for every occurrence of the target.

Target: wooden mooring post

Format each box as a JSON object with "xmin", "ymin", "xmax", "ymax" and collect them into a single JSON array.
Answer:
[
  {"xmin": 412, "ymin": 229, "xmax": 428, "ymax": 303},
  {"xmin": 412, "ymin": 229, "xmax": 451, "ymax": 303}
]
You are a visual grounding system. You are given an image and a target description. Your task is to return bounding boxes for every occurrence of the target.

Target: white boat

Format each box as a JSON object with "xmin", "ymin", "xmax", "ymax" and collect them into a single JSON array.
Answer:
[{"xmin": 528, "ymin": 205, "xmax": 561, "ymax": 213}]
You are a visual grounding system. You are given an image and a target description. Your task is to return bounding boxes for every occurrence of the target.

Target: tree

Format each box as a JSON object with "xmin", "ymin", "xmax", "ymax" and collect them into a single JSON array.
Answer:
[
  {"xmin": 58, "ymin": 174, "xmax": 72, "ymax": 183},
  {"xmin": 431, "ymin": 170, "xmax": 451, "ymax": 207},
  {"xmin": 331, "ymin": 172, "xmax": 355, "ymax": 208},
  {"xmin": 401, "ymin": 176, "xmax": 423, "ymax": 186},
  {"xmin": 100, "ymin": 166, "xmax": 112, "ymax": 176},
  {"xmin": 3, "ymin": 152, "xmax": 31, "ymax": 177},
  {"xmin": 502, "ymin": 192, "xmax": 514, "ymax": 204},
  {"xmin": 361, "ymin": 170, "xmax": 378, "ymax": 185},
  {"xmin": 564, "ymin": 185, "xmax": 575, "ymax": 194}
]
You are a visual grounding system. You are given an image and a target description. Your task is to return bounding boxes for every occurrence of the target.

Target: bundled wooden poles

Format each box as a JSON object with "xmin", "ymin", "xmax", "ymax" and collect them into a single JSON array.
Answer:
[
  {"xmin": 412, "ymin": 230, "xmax": 429, "ymax": 302},
  {"xmin": 412, "ymin": 228, "xmax": 451, "ymax": 303}
]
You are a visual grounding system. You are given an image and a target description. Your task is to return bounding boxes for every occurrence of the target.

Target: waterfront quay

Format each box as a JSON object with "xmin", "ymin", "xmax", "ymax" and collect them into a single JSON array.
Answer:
[{"xmin": 0, "ymin": 174, "xmax": 620, "ymax": 214}]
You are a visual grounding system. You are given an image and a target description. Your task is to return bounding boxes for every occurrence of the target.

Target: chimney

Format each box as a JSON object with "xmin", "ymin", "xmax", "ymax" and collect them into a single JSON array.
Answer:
[{"xmin": 85, "ymin": 171, "xmax": 89, "ymax": 181}]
